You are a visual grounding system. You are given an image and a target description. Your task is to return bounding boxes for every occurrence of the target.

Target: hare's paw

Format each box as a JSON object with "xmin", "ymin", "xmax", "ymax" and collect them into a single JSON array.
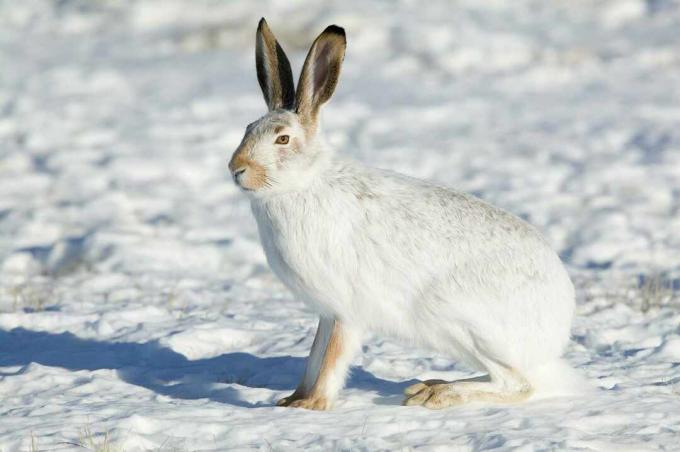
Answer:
[
  {"xmin": 287, "ymin": 396, "xmax": 330, "ymax": 410},
  {"xmin": 404, "ymin": 379, "xmax": 448, "ymax": 397},
  {"xmin": 403, "ymin": 382, "xmax": 464, "ymax": 409},
  {"xmin": 403, "ymin": 374, "xmax": 533, "ymax": 409},
  {"xmin": 276, "ymin": 390, "xmax": 330, "ymax": 410},
  {"xmin": 276, "ymin": 389, "xmax": 305, "ymax": 407}
]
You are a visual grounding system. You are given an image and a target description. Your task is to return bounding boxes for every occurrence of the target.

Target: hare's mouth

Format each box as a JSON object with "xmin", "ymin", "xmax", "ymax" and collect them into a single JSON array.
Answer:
[
  {"xmin": 234, "ymin": 179, "xmax": 257, "ymax": 192},
  {"xmin": 234, "ymin": 178, "xmax": 254, "ymax": 192},
  {"xmin": 232, "ymin": 168, "xmax": 254, "ymax": 191}
]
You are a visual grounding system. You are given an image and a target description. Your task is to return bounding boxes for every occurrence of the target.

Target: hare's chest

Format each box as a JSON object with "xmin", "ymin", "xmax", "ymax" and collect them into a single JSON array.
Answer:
[
  {"xmin": 256, "ymin": 215, "xmax": 313, "ymax": 290},
  {"xmin": 251, "ymin": 199, "xmax": 353, "ymax": 312}
]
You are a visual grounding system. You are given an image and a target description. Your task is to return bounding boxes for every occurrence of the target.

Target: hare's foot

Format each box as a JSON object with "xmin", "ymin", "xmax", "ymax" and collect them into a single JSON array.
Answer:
[
  {"xmin": 277, "ymin": 391, "xmax": 330, "ymax": 410},
  {"xmin": 403, "ymin": 371, "xmax": 532, "ymax": 409},
  {"xmin": 276, "ymin": 389, "xmax": 306, "ymax": 407},
  {"xmin": 404, "ymin": 379, "xmax": 448, "ymax": 397},
  {"xmin": 288, "ymin": 395, "xmax": 330, "ymax": 410},
  {"xmin": 277, "ymin": 319, "xmax": 361, "ymax": 411}
]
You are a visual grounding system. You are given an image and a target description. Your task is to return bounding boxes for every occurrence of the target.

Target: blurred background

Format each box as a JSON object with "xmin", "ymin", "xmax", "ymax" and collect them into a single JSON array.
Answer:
[{"xmin": 0, "ymin": 1, "xmax": 679, "ymax": 449}]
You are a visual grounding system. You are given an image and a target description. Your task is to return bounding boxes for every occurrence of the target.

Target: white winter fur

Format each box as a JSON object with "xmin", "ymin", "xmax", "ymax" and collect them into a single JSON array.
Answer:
[
  {"xmin": 231, "ymin": 20, "xmax": 578, "ymax": 408},
  {"xmin": 251, "ymin": 147, "xmax": 575, "ymax": 377},
  {"xmin": 525, "ymin": 359, "xmax": 592, "ymax": 398}
]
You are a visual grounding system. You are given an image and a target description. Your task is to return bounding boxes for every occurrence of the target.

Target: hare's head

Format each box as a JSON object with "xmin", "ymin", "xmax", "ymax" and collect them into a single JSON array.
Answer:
[{"xmin": 229, "ymin": 19, "xmax": 346, "ymax": 195}]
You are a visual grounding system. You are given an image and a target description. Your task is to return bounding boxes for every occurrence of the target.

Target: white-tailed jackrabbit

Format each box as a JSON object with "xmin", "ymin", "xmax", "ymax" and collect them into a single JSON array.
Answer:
[{"xmin": 228, "ymin": 19, "xmax": 576, "ymax": 410}]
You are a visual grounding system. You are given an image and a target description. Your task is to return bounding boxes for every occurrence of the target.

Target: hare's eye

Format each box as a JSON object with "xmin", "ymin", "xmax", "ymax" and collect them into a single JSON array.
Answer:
[{"xmin": 275, "ymin": 135, "xmax": 290, "ymax": 145}]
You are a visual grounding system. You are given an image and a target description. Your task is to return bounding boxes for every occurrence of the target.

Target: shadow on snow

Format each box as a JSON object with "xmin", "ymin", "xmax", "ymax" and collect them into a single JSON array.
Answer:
[{"xmin": 0, "ymin": 327, "xmax": 416, "ymax": 408}]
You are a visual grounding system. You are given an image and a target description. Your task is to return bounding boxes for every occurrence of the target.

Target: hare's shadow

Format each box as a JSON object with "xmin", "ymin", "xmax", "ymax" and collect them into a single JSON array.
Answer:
[{"xmin": 0, "ymin": 327, "xmax": 416, "ymax": 408}]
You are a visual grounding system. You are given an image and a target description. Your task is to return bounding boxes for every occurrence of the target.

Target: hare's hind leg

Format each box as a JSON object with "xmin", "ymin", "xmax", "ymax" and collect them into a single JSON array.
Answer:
[
  {"xmin": 277, "ymin": 317, "xmax": 360, "ymax": 410},
  {"xmin": 403, "ymin": 361, "xmax": 532, "ymax": 409}
]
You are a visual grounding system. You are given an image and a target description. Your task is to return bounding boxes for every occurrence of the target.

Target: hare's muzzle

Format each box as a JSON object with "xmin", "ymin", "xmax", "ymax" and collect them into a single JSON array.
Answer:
[
  {"xmin": 232, "ymin": 167, "xmax": 246, "ymax": 185},
  {"xmin": 228, "ymin": 150, "xmax": 246, "ymax": 184},
  {"xmin": 228, "ymin": 149, "xmax": 268, "ymax": 191}
]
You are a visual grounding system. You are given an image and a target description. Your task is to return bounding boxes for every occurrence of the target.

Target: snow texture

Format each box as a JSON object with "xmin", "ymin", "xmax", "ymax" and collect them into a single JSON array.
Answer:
[{"xmin": 1, "ymin": 0, "xmax": 679, "ymax": 450}]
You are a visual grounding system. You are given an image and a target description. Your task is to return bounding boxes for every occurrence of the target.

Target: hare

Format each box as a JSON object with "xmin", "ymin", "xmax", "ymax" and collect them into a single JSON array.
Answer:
[{"xmin": 228, "ymin": 19, "xmax": 576, "ymax": 410}]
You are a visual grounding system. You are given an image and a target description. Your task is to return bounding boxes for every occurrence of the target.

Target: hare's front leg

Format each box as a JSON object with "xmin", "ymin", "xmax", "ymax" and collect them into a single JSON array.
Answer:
[{"xmin": 277, "ymin": 317, "xmax": 360, "ymax": 410}]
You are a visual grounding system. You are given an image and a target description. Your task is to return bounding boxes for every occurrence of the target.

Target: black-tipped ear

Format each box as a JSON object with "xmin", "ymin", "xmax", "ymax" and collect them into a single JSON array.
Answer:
[
  {"xmin": 256, "ymin": 18, "xmax": 295, "ymax": 111},
  {"xmin": 295, "ymin": 25, "xmax": 346, "ymax": 131}
]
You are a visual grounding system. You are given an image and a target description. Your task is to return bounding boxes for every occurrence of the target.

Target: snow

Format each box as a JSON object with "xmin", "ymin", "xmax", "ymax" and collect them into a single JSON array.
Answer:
[{"xmin": 0, "ymin": 0, "xmax": 679, "ymax": 450}]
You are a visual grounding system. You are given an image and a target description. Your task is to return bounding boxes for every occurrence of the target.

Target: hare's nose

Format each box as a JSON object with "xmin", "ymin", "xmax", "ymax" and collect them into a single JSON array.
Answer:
[{"xmin": 233, "ymin": 167, "xmax": 246, "ymax": 181}]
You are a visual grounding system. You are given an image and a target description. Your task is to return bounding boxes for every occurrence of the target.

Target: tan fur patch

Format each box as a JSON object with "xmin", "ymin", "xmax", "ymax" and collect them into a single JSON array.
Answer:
[
  {"xmin": 287, "ymin": 396, "xmax": 330, "ymax": 410},
  {"xmin": 276, "ymin": 320, "xmax": 343, "ymax": 410},
  {"xmin": 290, "ymin": 136, "xmax": 301, "ymax": 153},
  {"xmin": 403, "ymin": 370, "xmax": 533, "ymax": 409},
  {"xmin": 311, "ymin": 320, "xmax": 343, "ymax": 396},
  {"xmin": 229, "ymin": 148, "xmax": 269, "ymax": 191}
]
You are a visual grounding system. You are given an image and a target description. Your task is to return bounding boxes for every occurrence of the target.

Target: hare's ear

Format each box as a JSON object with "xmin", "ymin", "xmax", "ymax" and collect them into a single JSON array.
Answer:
[
  {"xmin": 256, "ymin": 18, "xmax": 295, "ymax": 111},
  {"xmin": 295, "ymin": 25, "xmax": 346, "ymax": 131}
]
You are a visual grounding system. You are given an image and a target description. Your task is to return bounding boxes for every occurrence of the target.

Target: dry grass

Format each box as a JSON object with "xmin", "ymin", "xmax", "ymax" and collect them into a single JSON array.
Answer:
[
  {"xmin": 78, "ymin": 426, "xmax": 121, "ymax": 452},
  {"xmin": 2, "ymin": 279, "xmax": 54, "ymax": 313},
  {"xmin": 30, "ymin": 431, "xmax": 38, "ymax": 452},
  {"xmin": 637, "ymin": 272, "xmax": 676, "ymax": 313},
  {"xmin": 578, "ymin": 271, "xmax": 678, "ymax": 314},
  {"xmin": 48, "ymin": 426, "xmax": 123, "ymax": 452},
  {"xmin": 25, "ymin": 426, "xmax": 192, "ymax": 452}
]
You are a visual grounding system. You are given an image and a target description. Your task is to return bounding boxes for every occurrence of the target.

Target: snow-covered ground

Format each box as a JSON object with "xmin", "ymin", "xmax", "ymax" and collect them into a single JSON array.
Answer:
[{"xmin": 1, "ymin": 0, "xmax": 679, "ymax": 450}]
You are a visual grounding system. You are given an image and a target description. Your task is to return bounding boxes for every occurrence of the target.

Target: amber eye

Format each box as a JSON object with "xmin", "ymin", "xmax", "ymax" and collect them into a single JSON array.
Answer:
[{"xmin": 275, "ymin": 135, "xmax": 290, "ymax": 145}]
